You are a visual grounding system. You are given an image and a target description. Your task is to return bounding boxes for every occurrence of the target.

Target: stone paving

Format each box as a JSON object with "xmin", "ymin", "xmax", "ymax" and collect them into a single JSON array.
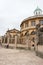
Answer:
[{"xmin": 0, "ymin": 48, "xmax": 43, "ymax": 65}]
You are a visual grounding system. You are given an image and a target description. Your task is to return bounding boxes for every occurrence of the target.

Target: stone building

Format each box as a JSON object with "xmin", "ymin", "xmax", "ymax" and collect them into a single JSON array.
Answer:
[
  {"xmin": 20, "ymin": 7, "xmax": 43, "ymax": 45},
  {"xmin": 1, "ymin": 28, "xmax": 20, "ymax": 44},
  {"xmin": 1, "ymin": 7, "xmax": 43, "ymax": 48}
]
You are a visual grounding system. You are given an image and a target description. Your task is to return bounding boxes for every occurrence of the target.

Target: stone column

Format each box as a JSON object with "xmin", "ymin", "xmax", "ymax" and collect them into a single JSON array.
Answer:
[
  {"xmin": 26, "ymin": 41, "xmax": 29, "ymax": 49},
  {"xmin": 7, "ymin": 37, "xmax": 9, "ymax": 47},
  {"xmin": 26, "ymin": 36, "xmax": 31, "ymax": 50},
  {"xmin": 34, "ymin": 35, "xmax": 39, "ymax": 55},
  {"xmin": 15, "ymin": 35, "xmax": 17, "ymax": 48},
  {"xmin": 6, "ymin": 37, "xmax": 9, "ymax": 48},
  {"xmin": 1, "ymin": 37, "xmax": 2, "ymax": 43},
  {"xmin": 4, "ymin": 37, "xmax": 5, "ymax": 43},
  {"xmin": 25, "ymin": 36, "xmax": 29, "ymax": 49},
  {"xmin": 7, "ymin": 37, "xmax": 9, "ymax": 44},
  {"xmin": 28, "ymin": 39, "xmax": 31, "ymax": 50},
  {"xmin": 29, "ymin": 21, "xmax": 31, "ymax": 27},
  {"xmin": 10, "ymin": 38, "xmax": 12, "ymax": 43},
  {"xmin": 36, "ymin": 19, "xmax": 39, "ymax": 25},
  {"xmin": 24, "ymin": 23, "xmax": 25, "ymax": 28}
]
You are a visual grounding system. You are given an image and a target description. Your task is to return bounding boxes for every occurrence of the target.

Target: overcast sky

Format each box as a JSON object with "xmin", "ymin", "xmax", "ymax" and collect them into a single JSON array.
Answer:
[{"xmin": 0, "ymin": 0, "xmax": 43, "ymax": 36}]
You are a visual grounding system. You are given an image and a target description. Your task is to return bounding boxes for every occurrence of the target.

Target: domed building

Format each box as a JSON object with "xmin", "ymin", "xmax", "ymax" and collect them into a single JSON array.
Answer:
[
  {"xmin": 20, "ymin": 7, "xmax": 43, "ymax": 44},
  {"xmin": 1, "ymin": 7, "xmax": 43, "ymax": 48}
]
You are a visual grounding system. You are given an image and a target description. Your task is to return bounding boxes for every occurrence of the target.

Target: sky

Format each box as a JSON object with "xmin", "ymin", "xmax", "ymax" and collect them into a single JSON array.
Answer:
[{"xmin": 0, "ymin": 0, "xmax": 43, "ymax": 36}]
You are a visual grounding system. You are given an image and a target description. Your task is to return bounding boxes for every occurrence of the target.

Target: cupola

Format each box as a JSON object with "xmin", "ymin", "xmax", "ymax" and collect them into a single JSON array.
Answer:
[{"xmin": 34, "ymin": 6, "xmax": 42, "ymax": 15}]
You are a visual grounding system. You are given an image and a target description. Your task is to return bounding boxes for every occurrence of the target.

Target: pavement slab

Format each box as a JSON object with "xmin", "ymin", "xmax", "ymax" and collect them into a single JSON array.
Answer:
[{"xmin": 0, "ymin": 48, "xmax": 43, "ymax": 65}]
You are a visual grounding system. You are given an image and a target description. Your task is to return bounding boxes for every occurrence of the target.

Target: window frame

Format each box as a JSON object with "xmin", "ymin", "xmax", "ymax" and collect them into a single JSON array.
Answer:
[
  {"xmin": 31, "ymin": 21, "xmax": 36, "ymax": 26},
  {"xmin": 39, "ymin": 20, "xmax": 43, "ymax": 25}
]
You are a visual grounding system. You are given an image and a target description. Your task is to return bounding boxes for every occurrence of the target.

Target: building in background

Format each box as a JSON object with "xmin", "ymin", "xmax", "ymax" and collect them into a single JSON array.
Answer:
[{"xmin": 1, "ymin": 28, "xmax": 20, "ymax": 44}]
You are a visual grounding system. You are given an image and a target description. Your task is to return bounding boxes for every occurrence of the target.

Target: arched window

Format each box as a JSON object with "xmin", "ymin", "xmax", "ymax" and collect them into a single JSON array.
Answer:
[
  {"xmin": 39, "ymin": 27, "xmax": 43, "ymax": 32},
  {"xmin": 36, "ymin": 12, "xmax": 37, "ymax": 15},
  {"xmin": 25, "ymin": 31, "xmax": 29, "ymax": 36},
  {"xmin": 31, "ymin": 31, "xmax": 36, "ymax": 35},
  {"xmin": 21, "ymin": 33, "xmax": 23, "ymax": 37}
]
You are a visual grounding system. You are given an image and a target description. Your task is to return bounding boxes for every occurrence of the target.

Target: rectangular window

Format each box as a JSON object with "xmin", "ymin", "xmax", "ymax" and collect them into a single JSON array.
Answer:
[
  {"xmin": 25, "ymin": 21, "xmax": 28, "ymax": 27},
  {"xmin": 31, "ymin": 21, "xmax": 35, "ymax": 26},
  {"xmin": 39, "ymin": 20, "xmax": 43, "ymax": 25}
]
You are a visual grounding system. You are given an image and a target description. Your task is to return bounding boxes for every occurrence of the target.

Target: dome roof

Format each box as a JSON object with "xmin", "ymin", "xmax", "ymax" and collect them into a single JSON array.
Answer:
[
  {"xmin": 34, "ymin": 7, "xmax": 42, "ymax": 15},
  {"xmin": 34, "ymin": 6, "xmax": 42, "ymax": 13}
]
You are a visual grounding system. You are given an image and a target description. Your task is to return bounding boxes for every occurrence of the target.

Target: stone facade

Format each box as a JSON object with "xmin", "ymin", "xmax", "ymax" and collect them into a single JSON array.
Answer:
[
  {"xmin": 20, "ymin": 7, "xmax": 43, "ymax": 46},
  {"xmin": 1, "ymin": 29, "xmax": 20, "ymax": 44},
  {"xmin": 0, "ymin": 7, "xmax": 43, "ymax": 48}
]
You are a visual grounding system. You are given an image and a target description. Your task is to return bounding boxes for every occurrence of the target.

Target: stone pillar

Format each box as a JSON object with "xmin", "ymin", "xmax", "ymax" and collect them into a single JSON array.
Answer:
[
  {"xmin": 4, "ymin": 37, "xmax": 5, "ymax": 43},
  {"xmin": 15, "ymin": 35, "xmax": 17, "ymax": 48},
  {"xmin": 29, "ymin": 21, "xmax": 31, "ymax": 27},
  {"xmin": 34, "ymin": 42, "xmax": 37, "ymax": 51},
  {"xmin": 11, "ymin": 38, "xmax": 12, "ymax": 43},
  {"xmin": 24, "ymin": 23, "xmax": 25, "ymax": 28},
  {"xmin": 6, "ymin": 37, "xmax": 9, "ymax": 48},
  {"xmin": 1, "ymin": 37, "xmax": 2, "ymax": 43},
  {"xmin": 7, "ymin": 37, "xmax": 9, "ymax": 47},
  {"xmin": 7, "ymin": 37, "xmax": 9, "ymax": 44},
  {"xmin": 34, "ymin": 35, "xmax": 39, "ymax": 55},
  {"xmin": 26, "ymin": 39, "xmax": 29, "ymax": 49},
  {"xmin": 36, "ymin": 19, "xmax": 39, "ymax": 25},
  {"xmin": 25, "ymin": 36, "xmax": 29, "ymax": 49},
  {"xmin": 28, "ymin": 39, "xmax": 31, "ymax": 50},
  {"xmin": 25, "ymin": 35, "xmax": 31, "ymax": 50}
]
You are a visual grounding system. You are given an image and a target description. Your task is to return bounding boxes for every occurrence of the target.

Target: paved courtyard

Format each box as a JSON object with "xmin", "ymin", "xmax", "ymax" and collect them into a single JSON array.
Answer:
[{"xmin": 0, "ymin": 47, "xmax": 43, "ymax": 65}]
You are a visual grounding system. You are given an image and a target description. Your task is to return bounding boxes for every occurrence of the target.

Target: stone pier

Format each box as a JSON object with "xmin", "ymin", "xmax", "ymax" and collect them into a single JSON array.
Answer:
[{"xmin": 15, "ymin": 35, "xmax": 17, "ymax": 48}]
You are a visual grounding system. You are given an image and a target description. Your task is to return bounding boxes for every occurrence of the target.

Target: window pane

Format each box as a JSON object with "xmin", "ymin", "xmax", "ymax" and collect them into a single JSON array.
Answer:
[
  {"xmin": 31, "ymin": 21, "xmax": 35, "ymax": 26},
  {"xmin": 39, "ymin": 20, "xmax": 43, "ymax": 25}
]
